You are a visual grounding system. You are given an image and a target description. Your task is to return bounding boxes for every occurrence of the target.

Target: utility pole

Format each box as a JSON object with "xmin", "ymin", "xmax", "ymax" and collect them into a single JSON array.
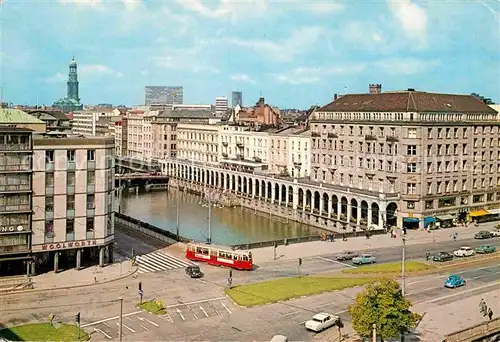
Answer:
[
  {"xmin": 118, "ymin": 297, "xmax": 123, "ymax": 342},
  {"xmin": 176, "ymin": 190, "xmax": 180, "ymax": 241},
  {"xmin": 207, "ymin": 195, "xmax": 212, "ymax": 244},
  {"xmin": 401, "ymin": 236, "xmax": 406, "ymax": 296}
]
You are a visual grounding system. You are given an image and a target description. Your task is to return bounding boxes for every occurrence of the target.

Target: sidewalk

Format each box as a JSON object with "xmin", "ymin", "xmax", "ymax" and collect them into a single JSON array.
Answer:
[
  {"xmin": 6, "ymin": 259, "xmax": 137, "ymax": 293},
  {"xmin": 253, "ymin": 221, "xmax": 499, "ymax": 263}
]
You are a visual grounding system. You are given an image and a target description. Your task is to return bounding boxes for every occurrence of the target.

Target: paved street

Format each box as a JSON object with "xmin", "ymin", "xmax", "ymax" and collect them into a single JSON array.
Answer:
[{"xmin": 136, "ymin": 250, "xmax": 194, "ymax": 274}]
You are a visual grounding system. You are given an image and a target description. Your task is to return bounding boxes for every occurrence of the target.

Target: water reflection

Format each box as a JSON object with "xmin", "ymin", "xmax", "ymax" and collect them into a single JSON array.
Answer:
[{"xmin": 119, "ymin": 190, "xmax": 323, "ymax": 245}]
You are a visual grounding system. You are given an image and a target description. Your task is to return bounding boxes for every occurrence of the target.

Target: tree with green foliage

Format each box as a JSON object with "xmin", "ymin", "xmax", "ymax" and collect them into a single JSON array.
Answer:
[{"xmin": 348, "ymin": 278, "xmax": 421, "ymax": 342}]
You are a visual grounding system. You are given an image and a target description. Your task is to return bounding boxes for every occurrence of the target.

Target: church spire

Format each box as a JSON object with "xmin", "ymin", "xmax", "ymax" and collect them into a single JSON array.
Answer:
[{"xmin": 67, "ymin": 56, "xmax": 79, "ymax": 101}]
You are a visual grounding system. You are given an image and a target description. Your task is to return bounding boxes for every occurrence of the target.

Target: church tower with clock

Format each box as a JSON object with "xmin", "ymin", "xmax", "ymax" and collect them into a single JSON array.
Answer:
[{"xmin": 53, "ymin": 56, "xmax": 83, "ymax": 112}]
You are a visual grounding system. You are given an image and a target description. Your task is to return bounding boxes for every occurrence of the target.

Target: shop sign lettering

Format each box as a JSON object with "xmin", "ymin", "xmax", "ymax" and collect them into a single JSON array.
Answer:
[
  {"xmin": 41, "ymin": 240, "xmax": 97, "ymax": 250},
  {"xmin": 0, "ymin": 225, "xmax": 25, "ymax": 233}
]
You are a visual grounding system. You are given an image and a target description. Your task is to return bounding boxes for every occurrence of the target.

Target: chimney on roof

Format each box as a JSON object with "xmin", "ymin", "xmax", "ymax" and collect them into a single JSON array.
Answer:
[
  {"xmin": 334, "ymin": 94, "xmax": 338, "ymax": 101},
  {"xmin": 369, "ymin": 84, "xmax": 382, "ymax": 94}
]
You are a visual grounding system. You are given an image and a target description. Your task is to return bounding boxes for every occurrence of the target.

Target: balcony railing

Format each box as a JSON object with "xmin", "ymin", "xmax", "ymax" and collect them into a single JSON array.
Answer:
[
  {"xmin": 0, "ymin": 204, "xmax": 31, "ymax": 212},
  {"xmin": 0, "ymin": 164, "xmax": 31, "ymax": 172},
  {"xmin": 386, "ymin": 136, "xmax": 399, "ymax": 142},
  {"xmin": 236, "ymin": 154, "xmax": 244, "ymax": 160},
  {"xmin": 0, "ymin": 144, "xmax": 31, "ymax": 151},
  {"xmin": 365, "ymin": 135, "xmax": 378, "ymax": 141},
  {"xmin": 327, "ymin": 133, "xmax": 338, "ymax": 139},
  {"xmin": 222, "ymin": 142, "xmax": 228, "ymax": 146},
  {"xmin": 222, "ymin": 153, "xmax": 228, "ymax": 158},
  {"xmin": 0, "ymin": 184, "xmax": 30, "ymax": 192},
  {"xmin": 311, "ymin": 132, "xmax": 321, "ymax": 137},
  {"xmin": 236, "ymin": 143, "xmax": 244, "ymax": 148}
]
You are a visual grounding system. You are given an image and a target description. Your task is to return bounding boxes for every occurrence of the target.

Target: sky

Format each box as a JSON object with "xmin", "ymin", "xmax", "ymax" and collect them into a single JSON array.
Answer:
[{"xmin": 0, "ymin": 0, "xmax": 499, "ymax": 109}]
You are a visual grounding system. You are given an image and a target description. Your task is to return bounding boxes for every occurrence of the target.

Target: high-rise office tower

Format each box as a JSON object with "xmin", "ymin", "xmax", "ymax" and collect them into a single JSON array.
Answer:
[
  {"xmin": 145, "ymin": 86, "xmax": 184, "ymax": 105},
  {"xmin": 231, "ymin": 91, "xmax": 243, "ymax": 108},
  {"xmin": 215, "ymin": 97, "xmax": 228, "ymax": 115}
]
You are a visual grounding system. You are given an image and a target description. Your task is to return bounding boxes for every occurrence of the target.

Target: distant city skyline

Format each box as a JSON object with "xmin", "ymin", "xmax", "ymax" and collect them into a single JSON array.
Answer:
[{"xmin": 1, "ymin": 1, "xmax": 499, "ymax": 107}]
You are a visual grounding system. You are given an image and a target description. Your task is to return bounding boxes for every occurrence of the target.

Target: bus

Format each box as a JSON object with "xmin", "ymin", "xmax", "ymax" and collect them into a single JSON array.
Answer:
[{"xmin": 185, "ymin": 242, "xmax": 253, "ymax": 270}]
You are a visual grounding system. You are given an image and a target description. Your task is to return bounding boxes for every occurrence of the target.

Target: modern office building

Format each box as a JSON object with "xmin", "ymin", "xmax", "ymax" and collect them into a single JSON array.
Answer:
[
  {"xmin": 145, "ymin": 86, "xmax": 183, "ymax": 106},
  {"xmin": 215, "ymin": 97, "xmax": 228, "ymax": 115},
  {"xmin": 232, "ymin": 91, "xmax": 243, "ymax": 108},
  {"xmin": 72, "ymin": 108, "xmax": 121, "ymax": 137},
  {"xmin": 31, "ymin": 135, "xmax": 115, "ymax": 273},
  {"xmin": 0, "ymin": 127, "xmax": 33, "ymax": 273}
]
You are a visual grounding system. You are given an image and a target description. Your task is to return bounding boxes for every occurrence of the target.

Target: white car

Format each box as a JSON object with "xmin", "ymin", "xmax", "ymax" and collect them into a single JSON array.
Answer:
[
  {"xmin": 490, "ymin": 229, "xmax": 500, "ymax": 237},
  {"xmin": 453, "ymin": 246, "xmax": 475, "ymax": 257},
  {"xmin": 305, "ymin": 313, "xmax": 339, "ymax": 332}
]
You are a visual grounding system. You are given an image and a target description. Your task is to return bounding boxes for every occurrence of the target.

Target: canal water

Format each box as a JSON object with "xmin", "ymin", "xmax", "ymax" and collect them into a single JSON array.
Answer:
[{"xmin": 118, "ymin": 189, "xmax": 323, "ymax": 245}]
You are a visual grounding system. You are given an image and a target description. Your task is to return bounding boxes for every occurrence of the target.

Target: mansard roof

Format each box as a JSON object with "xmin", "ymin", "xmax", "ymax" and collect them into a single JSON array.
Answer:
[{"xmin": 318, "ymin": 91, "xmax": 497, "ymax": 114}]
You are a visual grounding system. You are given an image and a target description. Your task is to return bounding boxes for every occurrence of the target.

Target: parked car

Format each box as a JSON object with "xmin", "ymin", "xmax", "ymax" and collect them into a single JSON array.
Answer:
[
  {"xmin": 305, "ymin": 313, "xmax": 339, "ymax": 332},
  {"xmin": 475, "ymin": 231, "xmax": 493, "ymax": 239},
  {"xmin": 352, "ymin": 254, "xmax": 376, "ymax": 265},
  {"xmin": 336, "ymin": 251, "xmax": 358, "ymax": 261},
  {"xmin": 445, "ymin": 275, "xmax": 466, "ymax": 288},
  {"xmin": 453, "ymin": 247, "xmax": 475, "ymax": 257},
  {"xmin": 475, "ymin": 245, "xmax": 497, "ymax": 254},
  {"xmin": 432, "ymin": 252, "xmax": 454, "ymax": 262},
  {"xmin": 490, "ymin": 229, "xmax": 500, "ymax": 237},
  {"xmin": 185, "ymin": 265, "xmax": 203, "ymax": 278},
  {"xmin": 270, "ymin": 335, "xmax": 288, "ymax": 342}
]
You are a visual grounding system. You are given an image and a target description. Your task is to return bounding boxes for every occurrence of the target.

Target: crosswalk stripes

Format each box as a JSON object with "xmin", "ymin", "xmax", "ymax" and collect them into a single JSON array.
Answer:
[{"xmin": 136, "ymin": 251, "xmax": 194, "ymax": 274}]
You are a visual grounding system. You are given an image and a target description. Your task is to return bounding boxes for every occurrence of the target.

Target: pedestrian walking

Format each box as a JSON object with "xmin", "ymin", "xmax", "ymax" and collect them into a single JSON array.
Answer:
[
  {"xmin": 488, "ymin": 308, "xmax": 493, "ymax": 320},
  {"xmin": 479, "ymin": 298, "xmax": 487, "ymax": 316},
  {"xmin": 342, "ymin": 233, "xmax": 347, "ymax": 241}
]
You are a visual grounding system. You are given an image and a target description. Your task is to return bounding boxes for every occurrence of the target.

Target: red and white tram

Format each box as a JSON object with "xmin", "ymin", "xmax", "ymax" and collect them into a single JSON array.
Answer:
[{"xmin": 185, "ymin": 242, "xmax": 253, "ymax": 270}]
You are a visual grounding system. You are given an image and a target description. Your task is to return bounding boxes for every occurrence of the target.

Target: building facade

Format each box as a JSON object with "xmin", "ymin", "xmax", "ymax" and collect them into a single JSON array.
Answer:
[
  {"xmin": 310, "ymin": 90, "xmax": 500, "ymax": 229},
  {"xmin": 31, "ymin": 136, "xmax": 115, "ymax": 273},
  {"xmin": 215, "ymin": 97, "xmax": 228, "ymax": 115},
  {"xmin": 177, "ymin": 123, "xmax": 219, "ymax": 164},
  {"xmin": 268, "ymin": 126, "xmax": 311, "ymax": 178},
  {"xmin": 0, "ymin": 128, "xmax": 33, "ymax": 272},
  {"xmin": 232, "ymin": 91, "xmax": 243, "ymax": 108},
  {"xmin": 145, "ymin": 86, "xmax": 183, "ymax": 106},
  {"xmin": 72, "ymin": 108, "xmax": 121, "ymax": 137}
]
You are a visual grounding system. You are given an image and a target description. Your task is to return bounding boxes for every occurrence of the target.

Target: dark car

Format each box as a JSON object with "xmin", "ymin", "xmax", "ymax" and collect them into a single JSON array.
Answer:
[
  {"xmin": 475, "ymin": 231, "xmax": 493, "ymax": 239},
  {"xmin": 432, "ymin": 252, "xmax": 453, "ymax": 262},
  {"xmin": 185, "ymin": 265, "xmax": 203, "ymax": 278},
  {"xmin": 336, "ymin": 251, "xmax": 358, "ymax": 261}
]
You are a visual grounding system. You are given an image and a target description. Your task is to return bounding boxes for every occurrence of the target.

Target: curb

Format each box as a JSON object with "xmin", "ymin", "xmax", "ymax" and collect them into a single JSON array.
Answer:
[{"xmin": 2, "ymin": 265, "xmax": 139, "ymax": 296}]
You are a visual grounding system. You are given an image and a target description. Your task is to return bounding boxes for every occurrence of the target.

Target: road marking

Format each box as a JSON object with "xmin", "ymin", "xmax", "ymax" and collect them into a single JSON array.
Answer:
[
  {"xmin": 93, "ymin": 328, "xmax": 112, "ymax": 339},
  {"xmin": 316, "ymin": 256, "xmax": 357, "ymax": 269},
  {"xmin": 137, "ymin": 316, "xmax": 159, "ymax": 327},
  {"xmin": 165, "ymin": 296, "xmax": 226, "ymax": 309},
  {"xmin": 221, "ymin": 302, "xmax": 232, "ymax": 314},
  {"xmin": 102, "ymin": 322, "xmax": 111, "ymax": 328},
  {"xmin": 187, "ymin": 306, "xmax": 199, "ymax": 320},
  {"xmin": 470, "ymin": 270, "xmax": 500, "ymax": 281},
  {"xmin": 125, "ymin": 316, "xmax": 133, "ymax": 322},
  {"xmin": 200, "ymin": 305, "xmax": 209, "ymax": 318},
  {"xmin": 176, "ymin": 308, "xmax": 185, "ymax": 320},
  {"xmin": 419, "ymin": 282, "xmax": 500, "ymax": 304},
  {"xmin": 198, "ymin": 279, "xmax": 207, "ymax": 284},
  {"xmin": 140, "ymin": 324, "xmax": 148, "ymax": 331},
  {"xmin": 159, "ymin": 314, "xmax": 173, "ymax": 323},
  {"xmin": 208, "ymin": 301, "xmax": 220, "ymax": 315},
  {"xmin": 81, "ymin": 311, "xmax": 142, "ymax": 328},
  {"xmin": 282, "ymin": 311, "xmax": 301, "ymax": 317},
  {"xmin": 116, "ymin": 322, "xmax": 135, "ymax": 333}
]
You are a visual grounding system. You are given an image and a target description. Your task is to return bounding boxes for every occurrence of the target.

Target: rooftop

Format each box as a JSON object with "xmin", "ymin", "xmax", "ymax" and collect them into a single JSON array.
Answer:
[
  {"xmin": 318, "ymin": 91, "xmax": 498, "ymax": 114},
  {"xmin": 158, "ymin": 108, "xmax": 218, "ymax": 119},
  {"xmin": 0, "ymin": 108, "xmax": 45, "ymax": 124}
]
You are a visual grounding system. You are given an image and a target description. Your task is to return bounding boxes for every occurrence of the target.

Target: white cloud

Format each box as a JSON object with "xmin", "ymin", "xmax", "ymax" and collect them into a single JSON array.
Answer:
[
  {"xmin": 79, "ymin": 64, "xmax": 123, "ymax": 78},
  {"xmin": 43, "ymin": 73, "xmax": 66, "ymax": 84},
  {"xmin": 122, "ymin": 0, "xmax": 141, "ymax": 11},
  {"xmin": 270, "ymin": 64, "xmax": 366, "ymax": 85},
  {"xmin": 387, "ymin": 0, "xmax": 427, "ymax": 45},
  {"xmin": 292, "ymin": 1, "xmax": 344, "ymax": 14},
  {"xmin": 152, "ymin": 43, "xmax": 220, "ymax": 74},
  {"xmin": 225, "ymin": 26, "xmax": 326, "ymax": 62},
  {"xmin": 175, "ymin": 0, "xmax": 267, "ymax": 21},
  {"xmin": 374, "ymin": 58, "xmax": 438, "ymax": 75},
  {"xmin": 230, "ymin": 74, "xmax": 256, "ymax": 84},
  {"xmin": 58, "ymin": 0, "xmax": 103, "ymax": 9},
  {"xmin": 140, "ymin": 69, "xmax": 149, "ymax": 76}
]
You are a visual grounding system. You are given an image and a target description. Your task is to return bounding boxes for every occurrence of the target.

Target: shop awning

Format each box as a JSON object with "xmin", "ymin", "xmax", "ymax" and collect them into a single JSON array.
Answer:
[
  {"xmin": 424, "ymin": 217, "xmax": 436, "ymax": 227},
  {"xmin": 403, "ymin": 217, "xmax": 419, "ymax": 223},
  {"xmin": 469, "ymin": 209, "xmax": 490, "ymax": 217},
  {"xmin": 436, "ymin": 215, "xmax": 455, "ymax": 221},
  {"xmin": 487, "ymin": 208, "xmax": 500, "ymax": 215}
]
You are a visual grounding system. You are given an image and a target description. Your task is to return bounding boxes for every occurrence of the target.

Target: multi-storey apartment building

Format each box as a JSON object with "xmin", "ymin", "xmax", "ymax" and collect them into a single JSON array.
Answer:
[
  {"xmin": 114, "ymin": 117, "xmax": 128, "ymax": 157},
  {"xmin": 72, "ymin": 108, "xmax": 121, "ymax": 136},
  {"xmin": 125, "ymin": 110, "xmax": 157, "ymax": 160},
  {"xmin": 0, "ymin": 128, "xmax": 33, "ymax": 273},
  {"xmin": 268, "ymin": 126, "xmax": 311, "ymax": 178},
  {"xmin": 177, "ymin": 123, "xmax": 219, "ymax": 164},
  {"xmin": 310, "ymin": 89, "xmax": 500, "ymax": 229},
  {"xmin": 145, "ymin": 86, "xmax": 183, "ymax": 106},
  {"xmin": 31, "ymin": 135, "xmax": 115, "ymax": 273}
]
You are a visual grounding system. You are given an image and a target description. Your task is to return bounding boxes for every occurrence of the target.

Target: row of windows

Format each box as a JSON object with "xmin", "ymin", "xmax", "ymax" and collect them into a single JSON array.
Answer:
[
  {"xmin": 45, "ymin": 170, "xmax": 96, "ymax": 187},
  {"xmin": 45, "ymin": 149, "xmax": 95, "ymax": 163},
  {"xmin": 424, "ymin": 178, "xmax": 500, "ymax": 195},
  {"xmin": 44, "ymin": 194, "xmax": 96, "ymax": 212},
  {"xmin": 312, "ymin": 141, "xmax": 399, "ymax": 155}
]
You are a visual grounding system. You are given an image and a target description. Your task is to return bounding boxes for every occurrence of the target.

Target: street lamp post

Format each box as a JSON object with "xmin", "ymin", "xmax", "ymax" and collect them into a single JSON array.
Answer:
[
  {"xmin": 401, "ymin": 236, "xmax": 406, "ymax": 296},
  {"xmin": 176, "ymin": 190, "xmax": 180, "ymax": 241}
]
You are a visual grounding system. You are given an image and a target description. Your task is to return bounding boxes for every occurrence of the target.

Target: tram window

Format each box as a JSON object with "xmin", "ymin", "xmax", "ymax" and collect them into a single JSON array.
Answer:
[
  {"xmin": 242, "ymin": 255, "xmax": 248, "ymax": 261},
  {"xmin": 233, "ymin": 254, "xmax": 238, "ymax": 260},
  {"xmin": 196, "ymin": 247, "xmax": 203, "ymax": 254}
]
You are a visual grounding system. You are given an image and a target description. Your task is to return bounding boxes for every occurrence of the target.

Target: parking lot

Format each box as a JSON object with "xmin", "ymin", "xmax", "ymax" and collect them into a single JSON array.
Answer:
[{"xmin": 82, "ymin": 297, "xmax": 235, "ymax": 340}]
